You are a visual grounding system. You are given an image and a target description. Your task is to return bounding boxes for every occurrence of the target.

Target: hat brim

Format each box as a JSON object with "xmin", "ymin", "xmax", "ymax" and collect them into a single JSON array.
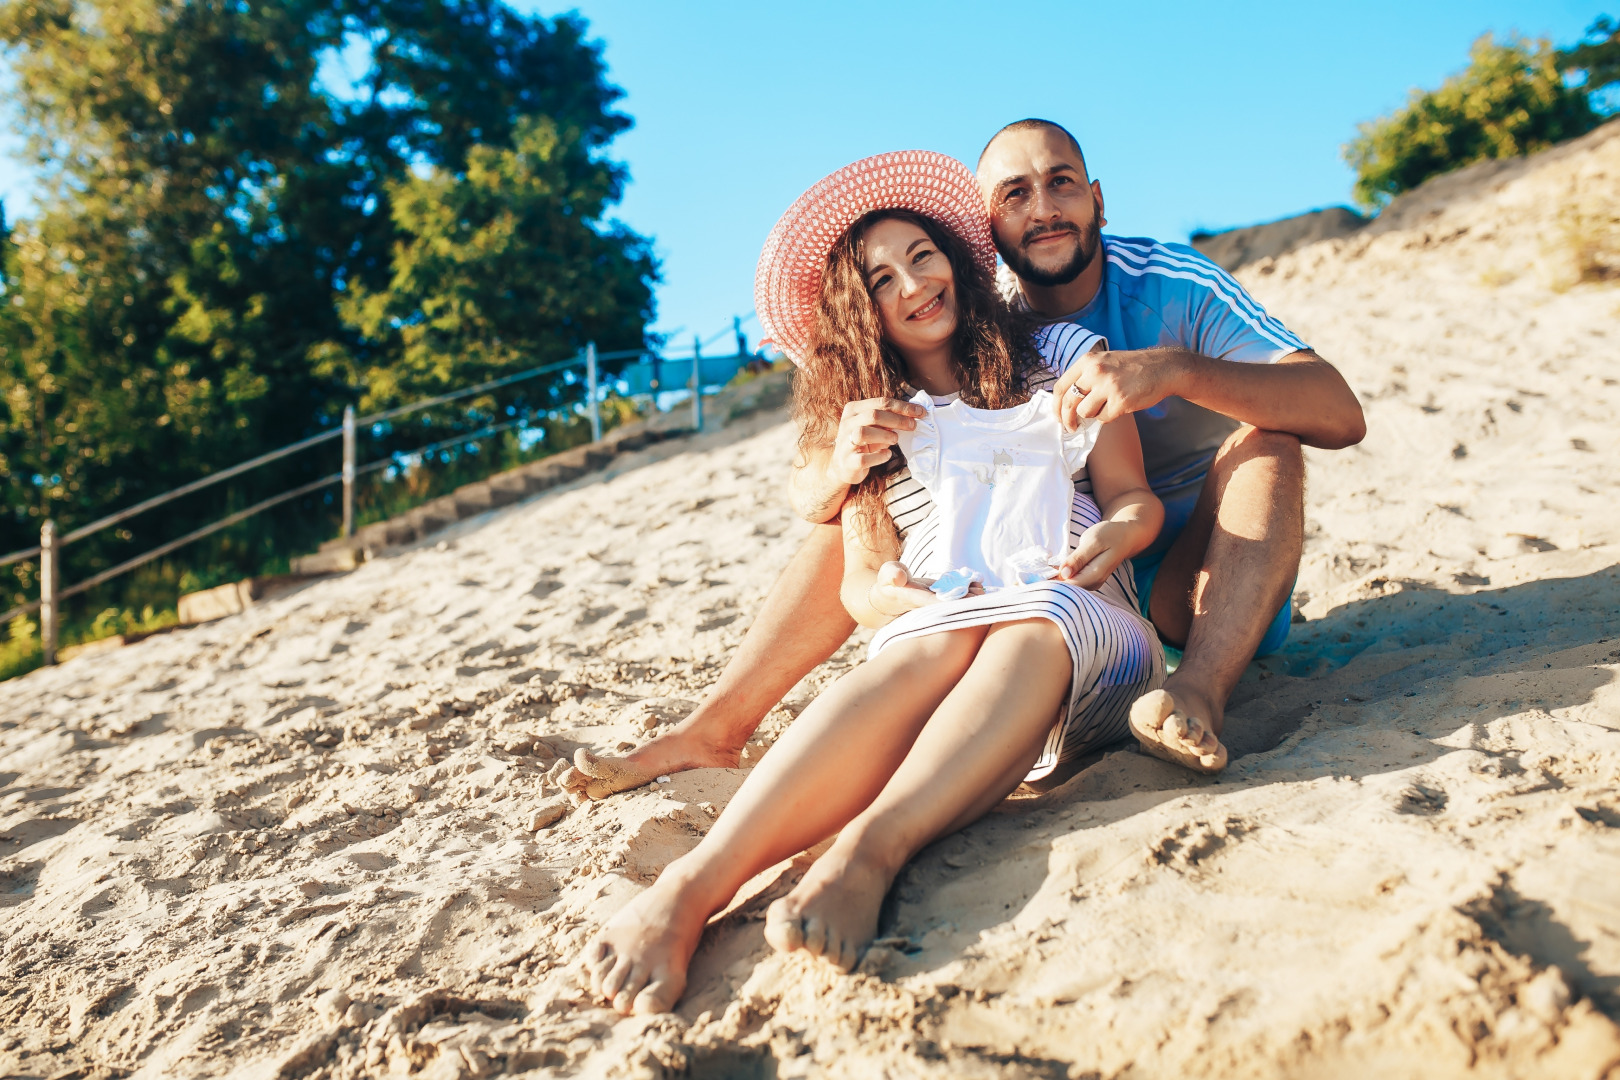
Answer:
[{"xmin": 754, "ymin": 151, "xmax": 996, "ymax": 366}]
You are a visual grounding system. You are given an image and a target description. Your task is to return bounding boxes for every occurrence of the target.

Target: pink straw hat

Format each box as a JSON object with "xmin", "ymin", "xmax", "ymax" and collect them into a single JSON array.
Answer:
[{"xmin": 754, "ymin": 150, "xmax": 995, "ymax": 365}]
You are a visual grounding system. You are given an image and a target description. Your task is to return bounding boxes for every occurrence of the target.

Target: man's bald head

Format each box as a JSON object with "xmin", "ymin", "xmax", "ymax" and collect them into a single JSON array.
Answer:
[
  {"xmin": 978, "ymin": 118, "xmax": 1087, "ymax": 179},
  {"xmin": 977, "ymin": 119, "xmax": 1105, "ymax": 294}
]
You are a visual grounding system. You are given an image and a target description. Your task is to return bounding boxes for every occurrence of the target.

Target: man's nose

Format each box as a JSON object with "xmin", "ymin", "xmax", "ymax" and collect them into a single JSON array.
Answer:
[{"xmin": 1028, "ymin": 183, "xmax": 1061, "ymax": 221}]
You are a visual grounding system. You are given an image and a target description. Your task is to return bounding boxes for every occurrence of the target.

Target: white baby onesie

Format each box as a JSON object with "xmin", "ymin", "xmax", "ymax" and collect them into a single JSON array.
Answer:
[{"xmin": 895, "ymin": 389, "xmax": 1100, "ymax": 589}]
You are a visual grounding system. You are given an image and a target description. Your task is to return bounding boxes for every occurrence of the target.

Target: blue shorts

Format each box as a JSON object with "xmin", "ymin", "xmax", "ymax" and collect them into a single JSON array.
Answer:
[{"xmin": 1130, "ymin": 486, "xmax": 1293, "ymax": 659}]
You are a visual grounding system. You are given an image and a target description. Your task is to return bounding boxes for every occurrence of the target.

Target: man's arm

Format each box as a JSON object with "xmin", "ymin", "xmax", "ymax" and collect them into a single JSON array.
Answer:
[
  {"xmin": 789, "ymin": 445, "xmax": 855, "ymax": 524},
  {"xmin": 1054, "ymin": 349, "xmax": 1366, "ymax": 450}
]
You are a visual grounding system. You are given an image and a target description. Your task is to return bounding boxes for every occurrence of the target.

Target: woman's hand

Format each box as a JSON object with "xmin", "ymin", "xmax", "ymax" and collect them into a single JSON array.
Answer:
[
  {"xmin": 866, "ymin": 561, "xmax": 946, "ymax": 618},
  {"xmin": 1058, "ymin": 520, "xmax": 1138, "ymax": 589},
  {"xmin": 826, "ymin": 398, "xmax": 927, "ymax": 486}
]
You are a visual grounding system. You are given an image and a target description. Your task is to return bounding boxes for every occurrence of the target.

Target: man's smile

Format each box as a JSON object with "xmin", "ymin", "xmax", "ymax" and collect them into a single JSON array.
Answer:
[{"xmin": 1023, "ymin": 224, "xmax": 1080, "ymax": 249}]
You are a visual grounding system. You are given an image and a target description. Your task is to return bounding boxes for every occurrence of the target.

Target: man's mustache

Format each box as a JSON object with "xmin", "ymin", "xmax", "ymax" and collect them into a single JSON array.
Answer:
[{"xmin": 1020, "ymin": 221, "xmax": 1082, "ymax": 247}]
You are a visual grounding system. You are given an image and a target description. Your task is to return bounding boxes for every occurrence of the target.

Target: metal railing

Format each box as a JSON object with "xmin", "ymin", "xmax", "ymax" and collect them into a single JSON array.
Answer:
[{"xmin": 4, "ymin": 326, "xmax": 764, "ymax": 665}]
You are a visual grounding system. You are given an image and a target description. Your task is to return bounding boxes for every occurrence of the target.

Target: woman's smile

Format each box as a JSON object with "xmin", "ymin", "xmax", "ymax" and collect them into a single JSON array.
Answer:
[{"xmin": 907, "ymin": 292, "xmax": 946, "ymax": 321}]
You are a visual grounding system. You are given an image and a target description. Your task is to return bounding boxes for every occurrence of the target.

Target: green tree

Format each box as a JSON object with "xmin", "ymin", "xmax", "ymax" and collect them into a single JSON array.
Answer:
[
  {"xmin": 0, "ymin": 0, "xmax": 652, "ymax": 653},
  {"xmin": 1558, "ymin": 16, "xmax": 1620, "ymax": 101},
  {"xmin": 1344, "ymin": 33, "xmax": 1601, "ymax": 210},
  {"xmin": 330, "ymin": 117, "xmax": 653, "ymax": 412}
]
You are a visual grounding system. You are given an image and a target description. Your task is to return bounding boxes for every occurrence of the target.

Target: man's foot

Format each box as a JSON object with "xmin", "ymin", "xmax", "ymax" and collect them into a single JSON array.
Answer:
[
  {"xmin": 561, "ymin": 715, "xmax": 745, "ymax": 802},
  {"xmin": 582, "ymin": 876, "xmax": 710, "ymax": 1015},
  {"xmin": 763, "ymin": 844, "xmax": 892, "ymax": 973},
  {"xmin": 1129, "ymin": 687, "xmax": 1228, "ymax": 774}
]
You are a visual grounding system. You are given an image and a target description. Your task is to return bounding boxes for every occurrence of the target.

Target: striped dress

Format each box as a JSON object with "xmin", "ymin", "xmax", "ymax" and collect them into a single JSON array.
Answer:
[{"xmin": 869, "ymin": 324, "xmax": 1166, "ymax": 780}]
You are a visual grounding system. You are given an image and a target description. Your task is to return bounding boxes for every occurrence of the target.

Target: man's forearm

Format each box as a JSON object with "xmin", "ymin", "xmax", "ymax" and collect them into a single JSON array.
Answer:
[
  {"xmin": 1168, "ymin": 351, "xmax": 1366, "ymax": 449},
  {"xmin": 788, "ymin": 454, "xmax": 853, "ymax": 523}
]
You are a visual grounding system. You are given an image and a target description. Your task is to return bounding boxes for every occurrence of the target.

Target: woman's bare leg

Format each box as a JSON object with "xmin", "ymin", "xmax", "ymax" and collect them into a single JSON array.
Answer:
[
  {"xmin": 584, "ymin": 624, "xmax": 987, "ymax": 1015},
  {"xmin": 765, "ymin": 618, "xmax": 1072, "ymax": 970}
]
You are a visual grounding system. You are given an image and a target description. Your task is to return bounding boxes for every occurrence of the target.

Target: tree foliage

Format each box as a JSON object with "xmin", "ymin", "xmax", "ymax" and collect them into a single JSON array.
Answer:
[
  {"xmin": 1344, "ymin": 32, "xmax": 1603, "ymax": 210},
  {"xmin": 1558, "ymin": 16, "xmax": 1620, "ymax": 100},
  {"xmin": 0, "ymin": 0, "xmax": 653, "ymax": 648}
]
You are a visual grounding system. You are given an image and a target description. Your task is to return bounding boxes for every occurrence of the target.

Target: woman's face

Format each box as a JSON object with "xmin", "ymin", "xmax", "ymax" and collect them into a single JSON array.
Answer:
[{"xmin": 861, "ymin": 217, "xmax": 958, "ymax": 356}]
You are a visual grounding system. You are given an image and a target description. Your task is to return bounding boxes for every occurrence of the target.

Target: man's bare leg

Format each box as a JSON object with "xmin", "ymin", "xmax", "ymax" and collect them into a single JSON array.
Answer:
[
  {"xmin": 563, "ymin": 523, "xmax": 854, "ymax": 800},
  {"xmin": 1130, "ymin": 426, "xmax": 1304, "ymax": 773}
]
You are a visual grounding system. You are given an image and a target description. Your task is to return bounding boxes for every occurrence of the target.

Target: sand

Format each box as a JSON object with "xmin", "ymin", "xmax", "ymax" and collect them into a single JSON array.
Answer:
[{"xmin": 2, "ymin": 122, "xmax": 1618, "ymax": 1080}]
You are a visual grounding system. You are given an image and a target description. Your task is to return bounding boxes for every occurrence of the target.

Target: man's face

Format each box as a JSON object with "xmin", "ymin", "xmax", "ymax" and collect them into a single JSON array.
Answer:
[{"xmin": 977, "ymin": 127, "xmax": 1105, "ymax": 288}]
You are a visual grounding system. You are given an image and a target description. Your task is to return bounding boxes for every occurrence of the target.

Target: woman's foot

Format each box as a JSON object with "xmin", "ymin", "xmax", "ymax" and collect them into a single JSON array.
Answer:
[
  {"xmin": 1129, "ymin": 686, "xmax": 1228, "ymax": 774},
  {"xmin": 763, "ymin": 843, "xmax": 894, "ymax": 973},
  {"xmin": 561, "ymin": 716, "xmax": 745, "ymax": 801},
  {"xmin": 582, "ymin": 874, "xmax": 712, "ymax": 1015}
]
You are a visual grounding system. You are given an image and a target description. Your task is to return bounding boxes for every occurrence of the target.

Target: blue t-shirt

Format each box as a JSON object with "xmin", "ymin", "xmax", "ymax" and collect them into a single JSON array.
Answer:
[{"xmin": 1018, "ymin": 235, "xmax": 1309, "ymax": 504}]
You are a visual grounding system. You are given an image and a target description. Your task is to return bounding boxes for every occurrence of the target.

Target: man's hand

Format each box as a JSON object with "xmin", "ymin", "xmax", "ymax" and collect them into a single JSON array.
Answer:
[
  {"xmin": 1052, "ymin": 348, "xmax": 1187, "ymax": 431},
  {"xmin": 1058, "ymin": 520, "xmax": 1138, "ymax": 589},
  {"xmin": 826, "ymin": 398, "xmax": 927, "ymax": 486}
]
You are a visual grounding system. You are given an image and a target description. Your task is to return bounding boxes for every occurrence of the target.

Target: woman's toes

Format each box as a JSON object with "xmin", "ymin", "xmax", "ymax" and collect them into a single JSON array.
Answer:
[
  {"xmin": 599, "ymin": 954, "xmax": 637, "ymax": 1003},
  {"xmin": 833, "ymin": 936, "xmax": 859, "ymax": 973},
  {"xmin": 632, "ymin": 977, "xmax": 681, "ymax": 1016},
  {"xmin": 800, "ymin": 915, "xmax": 830, "ymax": 958},
  {"xmin": 764, "ymin": 908, "xmax": 805, "ymax": 953}
]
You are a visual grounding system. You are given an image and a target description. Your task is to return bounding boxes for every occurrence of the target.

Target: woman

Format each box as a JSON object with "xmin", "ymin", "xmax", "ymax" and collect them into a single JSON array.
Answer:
[{"xmin": 583, "ymin": 151, "xmax": 1164, "ymax": 1015}]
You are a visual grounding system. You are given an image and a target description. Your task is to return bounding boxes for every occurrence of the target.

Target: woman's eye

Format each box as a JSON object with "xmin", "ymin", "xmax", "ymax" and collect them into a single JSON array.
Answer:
[
  {"xmin": 869, "ymin": 273, "xmax": 891, "ymax": 292},
  {"xmin": 913, "ymin": 249, "xmax": 934, "ymax": 265}
]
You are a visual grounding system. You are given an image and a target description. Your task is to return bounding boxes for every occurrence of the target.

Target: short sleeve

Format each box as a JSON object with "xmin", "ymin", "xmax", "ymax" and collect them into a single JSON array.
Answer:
[
  {"xmin": 894, "ymin": 390, "xmax": 940, "ymax": 489},
  {"xmin": 1158, "ymin": 242, "xmax": 1308, "ymax": 364},
  {"xmin": 1032, "ymin": 323, "xmax": 1107, "ymax": 377},
  {"xmin": 1060, "ymin": 417, "xmax": 1101, "ymax": 475}
]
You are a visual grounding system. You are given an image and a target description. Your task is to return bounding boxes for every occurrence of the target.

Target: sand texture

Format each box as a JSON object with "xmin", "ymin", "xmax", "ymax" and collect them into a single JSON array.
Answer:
[{"xmin": 3, "ymin": 123, "xmax": 1620, "ymax": 1079}]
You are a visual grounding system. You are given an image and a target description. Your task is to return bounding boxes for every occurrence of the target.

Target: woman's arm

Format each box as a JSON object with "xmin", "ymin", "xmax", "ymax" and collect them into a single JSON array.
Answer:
[
  {"xmin": 1058, "ymin": 418, "xmax": 1164, "ymax": 589},
  {"xmin": 787, "ymin": 397, "xmax": 927, "ymax": 523},
  {"xmin": 839, "ymin": 504, "xmax": 944, "ymax": 628}
]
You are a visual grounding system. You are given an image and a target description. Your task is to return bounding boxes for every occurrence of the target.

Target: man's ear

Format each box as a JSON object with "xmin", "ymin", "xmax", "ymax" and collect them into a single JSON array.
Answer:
[{"xmin": 1092, "ymin": 180, "xmax": 1107, "ymax": 228}]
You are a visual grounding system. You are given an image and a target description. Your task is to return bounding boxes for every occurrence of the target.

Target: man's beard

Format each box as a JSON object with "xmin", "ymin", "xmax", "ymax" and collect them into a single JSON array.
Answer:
[{"xmin": 998, "ymin": 214, "xmax": 1102, "ymax": 288}]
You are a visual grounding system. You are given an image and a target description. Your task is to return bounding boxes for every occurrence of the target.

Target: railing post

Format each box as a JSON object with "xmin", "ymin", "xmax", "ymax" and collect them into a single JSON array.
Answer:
[
  {"xmin": 342, "ymin": 405, "xmax": 356, "ymax": 538},
  {"xmin": 585, "ymin": 342, "xmax": 601, "ymax": 443},
  {"xmin": 39, "ymin": 519, "xmax": 57, "ymax": 666},
  {"xmin": 691, "ymin": 335, "xmax": 703, "ymax": 431}
]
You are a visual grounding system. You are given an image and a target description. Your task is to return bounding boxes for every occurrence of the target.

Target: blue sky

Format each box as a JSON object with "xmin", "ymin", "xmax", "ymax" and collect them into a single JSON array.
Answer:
[{"xmin": 0, "ymin": 1, "xmax": 1606, "ymax": 354}]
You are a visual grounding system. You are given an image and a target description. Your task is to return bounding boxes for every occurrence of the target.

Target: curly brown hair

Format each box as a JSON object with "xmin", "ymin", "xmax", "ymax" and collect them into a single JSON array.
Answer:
[{"xmin": 792, "ymin": 207, "xmax": 1043, "ymax": 545}]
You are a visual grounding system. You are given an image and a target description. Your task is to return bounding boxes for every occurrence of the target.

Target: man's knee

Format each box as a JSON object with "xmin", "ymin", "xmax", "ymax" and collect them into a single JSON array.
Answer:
[{"xmin": 1213, "ymin": 426, "xmax": 1304, "ymax": 486}]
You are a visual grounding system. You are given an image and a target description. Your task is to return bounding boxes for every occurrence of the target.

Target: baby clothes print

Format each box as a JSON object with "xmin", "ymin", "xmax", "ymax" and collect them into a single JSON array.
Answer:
[{"xmin": 895, "ymin": 389, "xmax": 1098, "ymax": 589}]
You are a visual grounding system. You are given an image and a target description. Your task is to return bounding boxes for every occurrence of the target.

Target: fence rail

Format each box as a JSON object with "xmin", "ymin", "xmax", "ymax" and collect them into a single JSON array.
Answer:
[{"xmin": 4, "ymin": 323, "xmax": 764, "ymax": 664}]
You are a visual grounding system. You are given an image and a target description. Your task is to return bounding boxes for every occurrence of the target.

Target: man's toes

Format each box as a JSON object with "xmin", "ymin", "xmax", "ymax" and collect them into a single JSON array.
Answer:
[
  {"xmin": 1162, "ymin": 712, "xmax": 1191, "ymax": 743},
  {"xmin": 1132, "ymin": 689, "xmax": 1176, "ymax": 733}
]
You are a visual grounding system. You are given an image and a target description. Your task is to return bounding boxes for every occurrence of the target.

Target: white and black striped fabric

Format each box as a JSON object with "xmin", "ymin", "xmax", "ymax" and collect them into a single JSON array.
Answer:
[{"xmin": 870, "ymin": 326, "xmax": 1165, "ymax": 779}]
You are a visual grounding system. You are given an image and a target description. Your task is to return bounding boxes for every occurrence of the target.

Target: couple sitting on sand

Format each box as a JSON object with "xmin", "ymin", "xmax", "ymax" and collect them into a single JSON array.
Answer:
[{"xmin": 574, "ymin": 120, "xmax": 1367, "ymax": 1015}]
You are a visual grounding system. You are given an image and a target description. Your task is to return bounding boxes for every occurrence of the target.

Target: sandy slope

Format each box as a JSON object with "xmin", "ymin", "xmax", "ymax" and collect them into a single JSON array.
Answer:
[{"xmin": 2, "ymin": 124, "xmax": 1618, "ymax": 1080}]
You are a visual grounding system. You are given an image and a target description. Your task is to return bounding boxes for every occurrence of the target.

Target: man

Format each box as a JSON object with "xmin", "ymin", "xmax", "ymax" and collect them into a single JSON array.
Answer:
[{"xmin": 564, "ymin": 119, "xmax": 1364, "ymax": 799}]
